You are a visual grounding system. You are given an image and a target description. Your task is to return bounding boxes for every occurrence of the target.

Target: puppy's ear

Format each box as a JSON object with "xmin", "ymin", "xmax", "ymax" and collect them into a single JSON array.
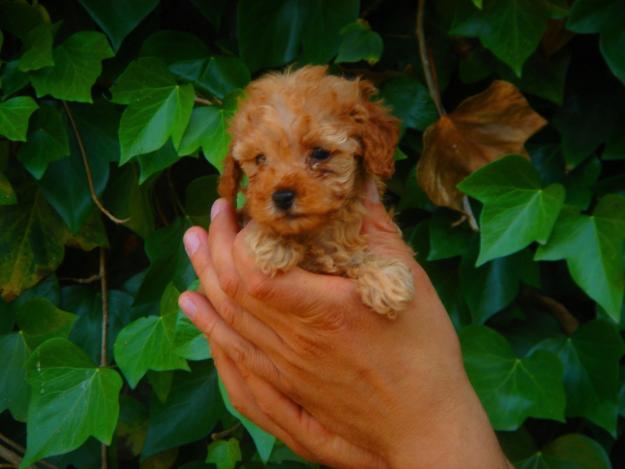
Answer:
[
  {"xmin": 354, "ymin": 80, "xmax": 400, "ymax": 180},
  {"xmin": 218, "ymin": 150, "xmax": 241, "ymax": 206}
]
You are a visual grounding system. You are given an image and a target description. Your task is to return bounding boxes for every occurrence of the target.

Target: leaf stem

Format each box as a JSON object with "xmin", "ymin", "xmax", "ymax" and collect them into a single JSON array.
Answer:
[
  {"xmin": 211, "ymin": 423, "xmax": 242, "ymax": 441},
  {"xmin": 416, "ymin": 0, "xmax": 445, "ymax": 116},
  {"xmin": 194, "ymin": 96, "xmax": 221, "ymax": 106},
  {"xmin": 0, "ymin": 444, "xmax": 20, "ymax": 467},
  {"xmin": 62, "ymin": 101, "xmax": 129, "ymax": 225},
  {"xmin": 521, "ymin": 288, "xmax": 579, "ymax": 335}
]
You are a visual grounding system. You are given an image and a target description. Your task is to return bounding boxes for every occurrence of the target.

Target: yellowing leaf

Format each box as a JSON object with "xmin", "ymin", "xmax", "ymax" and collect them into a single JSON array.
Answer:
[{"xmin": 416, "ymin": 80, "xmax": 547, "ymax": 213}]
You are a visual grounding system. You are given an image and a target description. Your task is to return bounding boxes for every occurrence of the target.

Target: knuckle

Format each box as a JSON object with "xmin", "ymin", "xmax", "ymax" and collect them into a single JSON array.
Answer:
[
  {"xmin": 246, "ymin": 273, "xmax": 272, "ymax": 300},
  {"xmin": 219, "ymin": 300, "xmax": 240, "ymax": 328},
  {"xmin": 218, "ymin": 272, "xmax": 240, "ymax": 298}
]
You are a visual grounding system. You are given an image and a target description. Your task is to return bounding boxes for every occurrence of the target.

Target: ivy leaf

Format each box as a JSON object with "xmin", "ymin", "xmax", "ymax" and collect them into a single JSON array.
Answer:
[
  {"xmin": 139, "ymin": 30, "xmax": 210, "ymax": 65},
  {"xmin": 515, "ymin": 434, "xmax": 611, "ymax": 469},
  {"xmin": 113, "ymin": 314, "xmax": 189, "ymax": 389},
  {"xmin": 451, "ymin": 0, "xmax": 550, "ymax": 76},
  {"xmin": 15, "ymin": 297, "xmax": 77, "ymax": 349},
  {"xmin": 460, "ymin": 325, "xmax": 566, "ymax": 430},
  {"xmin": 21, "ymin": 338, "xmax": 123, "ymax": 467},
  {"xmin": 568, "ymin": 0, "xmax": 625, "ymax": 85},
  {"xmin": 30, "ymin": 31, "xmax": 114, "ymax": 103},
  {"xmin": 237, "ymin": 0, "xmax": 306, "ymax": 72},
  {"xmin": 460, "ymin": 249, "xmax": 538, "ymax": 324},
  {"xmin": 381, "ymin": 75, "xmax": 437, "ymax": 131},
  {"xmin": 17, "ymin": 103, "xmax": 70, "ymax": 179},
  {"xmin": 18, "ymin": 22, "xmax": 55, "ymax": 71},
  {"xmin": 0, "ymin": 95, "xmax": 38, "ymax": 142},
  {"xmin": 142, "ymin": 363, "xmax": 224, "ymax": 458},
  {"xmin": 535, "ymin": 195, "xmax": 625, "ymax": 321},
  {"xmin": 336, "ymin": 20, "xmax": 383, "ymax": 65},
  {"xmin": 111, "ymin": 57, "xmax": 195, "ymax": 162},
  {"xmin": 299, "ymin": 0, "xmax": 359, "ymax": 64},
  {"xmin": 0, "ymin": 171, "xmax": 17, "ymax": 205},
  {"xmin": 534, "ymin": 320, "xmax": 625, "ymax": 436},
  {"xmin": 0, "ymin": 332, "xmax": 30, "ymax": 421},
  {"xmin": 135, "ymin": 140, "xmax": 181, "ymax": 184},
  {"xmin": 218, "ymin": 377, "xmax": 276, "ymax": 463},
  {"xmin": 0, "ymin": 189, "xmax": 69, "ymax": 301},
  {"xmin": 458, "ymin": 155, "xmax": 565, "ymax": 265},
  {"xmin": 205, "ymin": 439, "xmax": 242, "ymax": 469},
  {"xmin": 427, "ymin": 211, "xmax": 475, "ymax": 261},
  {"xmin": 417, "ymin": 81, "xmax": 546, "ymax": 213},
  {"xmin": 134, "ymin": 219, "xmax": 195, "ymax": 306},
  {"xmin": 170, "ymin": 56, "xmax": 250, "ymax": 100},
  {"xmin": 178, "ymin": 100, "xmax": 236, "ymax": 171},
  {"xmin": 78, "ymin": 0, "xmax": 158, "ymax": 52}
]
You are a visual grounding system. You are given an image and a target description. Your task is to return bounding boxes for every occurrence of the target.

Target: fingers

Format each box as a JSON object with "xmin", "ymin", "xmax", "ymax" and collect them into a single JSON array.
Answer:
[
  {"xmin": 178, "ymin": 291, "xmax": 285, "ymax": 386},
  {"xmin": 211, "ymin": 345, "xmax": 318, "ymax": 462}
]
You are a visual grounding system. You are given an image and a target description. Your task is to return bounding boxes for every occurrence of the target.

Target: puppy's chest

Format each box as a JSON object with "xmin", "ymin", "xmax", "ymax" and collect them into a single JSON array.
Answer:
[{"xmin": 298, "ymin": 224, "xmax": 368, "ymax": 275}]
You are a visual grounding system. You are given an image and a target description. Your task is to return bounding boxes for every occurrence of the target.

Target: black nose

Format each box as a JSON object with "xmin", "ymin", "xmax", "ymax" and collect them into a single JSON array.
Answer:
[{"xmin": 272, "ymin": 189, "xmax": 296, "ymax": 210}]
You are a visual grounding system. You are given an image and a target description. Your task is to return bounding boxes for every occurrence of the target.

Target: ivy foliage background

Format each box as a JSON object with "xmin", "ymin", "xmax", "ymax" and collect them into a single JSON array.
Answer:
[{"xmin": 0, "ymin": 0, "xmax": 624, "ymax": 467}]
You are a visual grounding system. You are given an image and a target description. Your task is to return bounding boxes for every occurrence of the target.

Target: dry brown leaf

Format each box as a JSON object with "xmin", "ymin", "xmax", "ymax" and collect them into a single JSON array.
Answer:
[
  {"xmin": 416, "ymin": 80, "xmax": 547, "ymax": 213},
  {"xmin": 542, "ymin": 19, "xmax": 575, "ymax": 57}
]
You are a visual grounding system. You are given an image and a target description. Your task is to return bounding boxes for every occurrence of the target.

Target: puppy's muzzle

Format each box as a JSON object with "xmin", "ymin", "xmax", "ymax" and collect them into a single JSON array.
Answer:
[{"xmin": 272, "ymin": 189, "xmax": 296, "ymax": 211}]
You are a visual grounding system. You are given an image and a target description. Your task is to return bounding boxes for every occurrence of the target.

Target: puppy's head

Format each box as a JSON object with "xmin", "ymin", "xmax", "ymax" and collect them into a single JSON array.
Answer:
[{"xmin": 219, "ymin": 65, "xmax": 399, "ymax": 236}]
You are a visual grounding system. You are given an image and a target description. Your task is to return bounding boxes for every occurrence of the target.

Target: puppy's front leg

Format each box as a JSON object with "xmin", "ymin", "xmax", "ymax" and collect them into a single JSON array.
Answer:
[
  {"xmin": 245, "ymin": 225, "xmax": 304, "ymax": 277},
  {"xmin": 352, "ymin": 255, "xmax": 415, "ymax": 319}
]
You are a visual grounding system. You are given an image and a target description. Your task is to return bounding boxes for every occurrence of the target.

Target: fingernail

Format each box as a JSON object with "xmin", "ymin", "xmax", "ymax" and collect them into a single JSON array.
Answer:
[
  {"xmin": 366, "ymin": 179, "xmax": 380, "ymax": 202},
  {"xmin": 183, "ymin": 231, "xmax": 200, "ymax": 256},
  {"xmin": 211, "ymin": 198, "xmax": 227, "ymax": 221},
  {"xmin": 179, "ymin": 295, "xmax": 197, "ymax": 319}
]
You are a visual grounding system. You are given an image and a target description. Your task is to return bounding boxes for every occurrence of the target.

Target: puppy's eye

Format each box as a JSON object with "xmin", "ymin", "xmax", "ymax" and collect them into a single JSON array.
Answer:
[
  {"xmin": 311, "ymin": 148, "xmax": 330, "ymax": 161},
  {"xmin": 255, "ymin": 154, "xmax": 266, "ymax": 165}
]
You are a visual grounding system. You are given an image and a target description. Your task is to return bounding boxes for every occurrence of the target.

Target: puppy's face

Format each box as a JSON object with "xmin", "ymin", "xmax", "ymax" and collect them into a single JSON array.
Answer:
[{"xmin": 221, "ymin": 66, "xmax": 399, "ymax": 236}]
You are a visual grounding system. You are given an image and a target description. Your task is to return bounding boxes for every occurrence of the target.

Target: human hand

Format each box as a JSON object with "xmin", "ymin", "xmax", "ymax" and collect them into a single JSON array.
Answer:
[{"xmin": 179, "ymin": 186, "xmax": 510, "ymax": 468}]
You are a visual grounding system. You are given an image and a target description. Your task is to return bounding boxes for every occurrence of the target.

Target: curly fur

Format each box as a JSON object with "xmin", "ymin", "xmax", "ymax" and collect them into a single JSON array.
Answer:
[{"xmin": 219, "ymin": 65, "xmax": 414, "ymax": 318}]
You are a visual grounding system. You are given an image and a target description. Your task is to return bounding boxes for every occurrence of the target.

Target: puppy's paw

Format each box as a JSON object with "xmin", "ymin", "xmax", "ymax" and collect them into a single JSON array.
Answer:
[
  {"xmin": 355, "ymin": 258, "xmax": 415, "ymax": 319},
  {"xmin": 246, "ymin": 228, "xmax": 303, "ymax": 277}
]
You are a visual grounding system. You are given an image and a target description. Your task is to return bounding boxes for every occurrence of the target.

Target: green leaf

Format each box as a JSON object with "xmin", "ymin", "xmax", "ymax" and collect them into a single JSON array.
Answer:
[
  {"xmin": 136, "ymin": 140, "xmax": 182, "ymax": 184},
  {"xmin": 299, "ymin": 0, "xmax": 359, "ymax": 64},
  {"xmin": 381, "ymin": 75, "xmax": 437, "ymax": 131},
  {"xmin": 535, "ymin": 195, "xmax": 625, "ymax": 321},
  {"xmin": 111, "ymin": 58, "xmax": 195, "ymax": 162},
  {"xmin": 568, "ymin": 0, "xmax": 625, "ymax": 85},
  {"xmin": 170, "ymin": 56, "xmax": 250, "ymax": 100},
  {"xmin": 0, "ymin": 95, "xmax": 38, "ymax": 141},
  {"xmin": 22, "ymin": 338, "xmax": 122, "ymax": 467},
  {"xmin": 218, "ymin": 377, "xmax": 276, "ymax": 463},
  {"xmin": 451, "ymin": 0, "xmax": 550, "ymax": 76},
  {"xmin": 336, "ymin": 20, "xmax": 383, "ymax": 65},
  {"xmin": 460, "ymin": 325, "xmax": 566, "ymax": 430},
  {"xmin": 147, "ymin": 370, "xmax": 173, "ymax": 403},
  {"xmin": 139, "ymin": 30, "xmax": 210, "ymax": 65},
  {"xmin": 427, "ymin": 211, "xmax": 475, "ymax": 261},
  {"xmin": 114, "ymin": 313, "xmax": 189, "ymax": 389},
  {"xmin": 460, "ymin": 249, "xmax": 538, "ymax": 324},
  {"xmin": 189, "ymin": 0, "xmax": 228, "ymax": 29},
  {"xmin": 515, "ymin": 434, "xmax": 611, "ymax": 469},
  {"xmin": 134, "ymin": 218, "xmax": 195, "ymax": 305},
  {"xmin": 17, "ymin": 103, "xmax": 70, "ymax": 179},
  {"xmin": 0, "ymin": 332, "xmax": 30, "ymax": 421},
  {"xmin": 0, "ymin": 171, "xmax": 17, "ymax": 205},
  {"xmin": 30, "ymin": 31, "xmax": 114, "ymax": 103},
  {"xmin": 534, "ymin": 320, "xmax": 625, "ymax": 435},
  {"xmin": 184, "ymin": 175, "xmax": 219, "ymax": 227},
  {"xmin": 15, "ymin": 297, "xmax": 77, "ymax": 349},
  {"xmin": 78, "ymin": 0, "xmax": 158, "ymax": 52},
  {"xmin": 458, "ymin": 155, "xmax": 566, "ymax": 265},
  {"xmin": 63, "ymin": 286, "xmax": 137, "ymax": 364},
  {"xmin": 0, "ymin": 189, "xmax": 69, "ymax": 301},
  {"xmin": 18, "ymin": 22, "xmax": 55, "ymax": 71},
  {"xmin": 142, "ymin": 363, "xmax": 224, "ymax": 458},
  {"xmin": 178, "ymin": 102, "xmax": 235, "ymax": 171},
  {"xmin": 0, "ymin": 60, "xmax": 31, "ymax": 98},
  {"xmin": 237, "ymin": 0, "xmax": 306, "ymax": 72},
  {"xmin": 205, "ymin": 439, "xmax": 242, "ymax": 469},
  {"xmin": 103, "ymin": 164, "xmax": 155, "ymax": 238},
  {"xmin": 562, "ymin": 157, "xmax": 601, "ymax": 210},
  {"xmin": 0, "ymin": 0, "xmax": 49, "ymax": 40}
]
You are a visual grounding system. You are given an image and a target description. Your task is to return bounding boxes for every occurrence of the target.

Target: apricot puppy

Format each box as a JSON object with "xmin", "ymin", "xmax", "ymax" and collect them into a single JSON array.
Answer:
[{"xmin": 218, "ymin": 66, "xmax": 414, "ymax": 318}]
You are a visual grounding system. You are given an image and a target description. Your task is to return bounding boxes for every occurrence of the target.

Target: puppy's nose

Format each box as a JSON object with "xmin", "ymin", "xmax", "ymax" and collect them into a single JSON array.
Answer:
[{"xmin": 272, "ymin": 189, "xmax": 296, "ymax": 210}]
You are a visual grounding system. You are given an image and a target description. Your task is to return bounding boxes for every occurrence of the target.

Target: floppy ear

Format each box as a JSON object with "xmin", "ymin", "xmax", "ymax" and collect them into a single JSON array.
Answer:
[
  {"xmin": 218, "ymin": 149, "xmax": 242, "ymax": 206},
  {"xmin": 354, "ymin": 80, "xmax": 401, "ymax": 180}
]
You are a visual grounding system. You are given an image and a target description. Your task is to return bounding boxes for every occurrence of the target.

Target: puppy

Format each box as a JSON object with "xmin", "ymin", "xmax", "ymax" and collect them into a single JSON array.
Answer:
[{"xmin": 218, "ymin": 65, "xmax": 414, "ymax": 319}]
